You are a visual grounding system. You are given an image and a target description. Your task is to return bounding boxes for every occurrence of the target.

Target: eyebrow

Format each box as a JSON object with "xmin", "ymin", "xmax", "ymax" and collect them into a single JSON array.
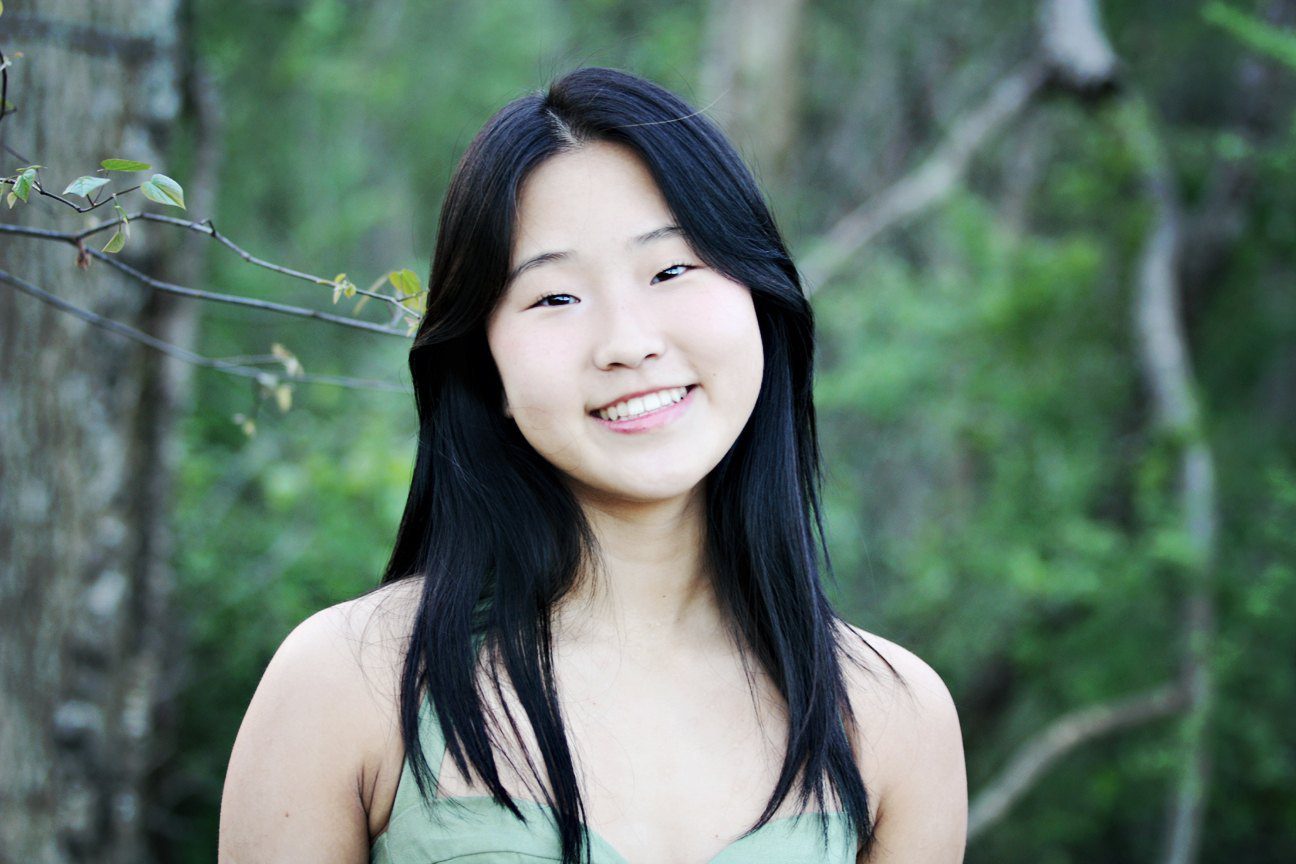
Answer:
[{"xmin": 505, "ymin": 224, "xmax": 685, "ymax": 287}]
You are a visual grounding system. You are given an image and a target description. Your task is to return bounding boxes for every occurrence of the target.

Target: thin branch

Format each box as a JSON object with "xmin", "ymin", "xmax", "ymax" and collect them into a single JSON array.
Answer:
[
  {"xmin": 0, "ymin": 175, "xmax": 142, "ymax": 212},
  {"xmin": 0, "ymin": 225, "xmax": 410, "ymax": 338},
  {"xmin": 798, "ymin": 60, "xmax": 1050, "ymax": 294},
  {"xmin": 0, "ymin": 268, "xmax": 409, "ymax": 394},
  {"xmin": 967, "ymin": 683, "xmax": 1187, "ymax": 840},
  {"xmin": 798, "ymin": 0, "xmax": 1123, "ymax": 295},
  {"xmin": 89, "ymin": 249, "xmax": 411, "ymax": 337},
  {"xmin": 1, "ymin": 215, "xmax": 415, "ymax": 313},
  {"xmin": 0, "ymin": 222, "xmax": 67, "ymax": 241},
  {"xmin": 79, "ymin": 212, "xmax": 398, "ymax": 306}
]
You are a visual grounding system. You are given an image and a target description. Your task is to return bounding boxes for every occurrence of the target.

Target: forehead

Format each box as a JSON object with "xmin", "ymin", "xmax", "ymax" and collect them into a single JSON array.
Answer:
[{"xmin": 511, "ymin": 141, "xmax": 675, "ymax": 260}]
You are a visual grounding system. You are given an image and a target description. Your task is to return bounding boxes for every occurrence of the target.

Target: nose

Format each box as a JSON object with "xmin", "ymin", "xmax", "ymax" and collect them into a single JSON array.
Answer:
[{"xmin": 591, "ymin": 291, "xmax": 666, "ymax": 370}]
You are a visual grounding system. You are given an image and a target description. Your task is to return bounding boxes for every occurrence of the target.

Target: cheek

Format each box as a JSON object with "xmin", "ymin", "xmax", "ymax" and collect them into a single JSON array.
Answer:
[
  {"xmin": 487, "ymin": 322, "xmax": 583, "ymax": 442},
  {"xmin": 675, "ymin": 283, "xmax": 764, "ymax": 396},
  {"xmin": 489, "ymin": 324, "xmax": 548, "ymax": 401},
  {"xmin": 488, "ymin": 330, "xmax": 588, "ymax": 475}
]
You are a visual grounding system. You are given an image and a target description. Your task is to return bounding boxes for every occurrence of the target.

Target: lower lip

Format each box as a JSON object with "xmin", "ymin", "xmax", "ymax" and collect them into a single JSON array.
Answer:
[{"xmin": 591, "ymin": 387, "xmax": 697, "ymax": 434}]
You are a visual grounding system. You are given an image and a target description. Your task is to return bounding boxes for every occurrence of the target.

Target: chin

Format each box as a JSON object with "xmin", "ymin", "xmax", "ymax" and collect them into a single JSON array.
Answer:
[{"xmin": 575, "ymin": 474, "xmax": 705, "ymax": 506}]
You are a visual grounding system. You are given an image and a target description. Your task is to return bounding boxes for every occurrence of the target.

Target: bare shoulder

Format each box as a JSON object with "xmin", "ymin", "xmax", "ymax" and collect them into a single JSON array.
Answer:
[
  {"xmin": 836, "ymin": 622, "xmax": 967, "ymax": 863},
  {"xmin": 218, "ymin": 578, "xmax": 423, "ymax": 863},
  {"xmin": 313, "ymin": 576, "xmax": 424, "ymax": 709},
  {"xmin": 836, "ymin": 623, "xmax": 960, "ymax": 731}
]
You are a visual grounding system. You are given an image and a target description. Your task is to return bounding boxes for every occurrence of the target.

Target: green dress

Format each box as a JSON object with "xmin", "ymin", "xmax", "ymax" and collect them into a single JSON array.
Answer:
[{"xmin": 370, "ymin": 692, "xmax": 859, "ymax": 863}]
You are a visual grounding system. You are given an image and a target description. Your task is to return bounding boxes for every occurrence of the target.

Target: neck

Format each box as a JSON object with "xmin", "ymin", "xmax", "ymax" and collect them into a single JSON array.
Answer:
[{"xmin": 553, "ymin": 483, "xmax": 725, "ymax": 649}]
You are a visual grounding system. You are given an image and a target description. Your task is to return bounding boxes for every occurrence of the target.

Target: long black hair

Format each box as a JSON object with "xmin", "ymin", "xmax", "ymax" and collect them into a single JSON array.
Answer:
[{"xmin": 381, "ymin": 65, "xmax": 890, "ymax": 863}]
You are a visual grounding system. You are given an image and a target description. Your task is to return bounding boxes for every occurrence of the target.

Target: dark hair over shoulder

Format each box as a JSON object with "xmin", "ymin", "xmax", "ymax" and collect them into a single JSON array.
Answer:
[{"xmin": 379, "ymin": 65, "xmax": 891, "ymax": 864}]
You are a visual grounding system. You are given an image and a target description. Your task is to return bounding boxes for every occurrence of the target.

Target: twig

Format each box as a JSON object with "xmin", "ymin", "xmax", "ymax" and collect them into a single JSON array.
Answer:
[
  {"xmin": 0, "ymin": 268, "xmax": 409, "ymax": 394},
  {"xmin": 88, "ymin": 249, "xmax": 411, "ymax": 337},
  {"xmin": 0, "ymin": 175, "xmax": 142, "ymax": 212},
  {"xmin": 798, "ymin": 60, "xmax": 1049, "ymax": 293},
  {"xmin": 0, "ymin": 216, "xmax": 416, "ymax": 315},
  {"xmin": 0, "ymin": 224, "xmax": 410, "ymax": 337},
  {"xmin": 79, "ymin": 213, "xmax": 398, "ymax": 306},
  {"xmin": 798, "ymin": 0, "xmax": 1122, "ymax": 295},
  {"xmin": 967, "ymin": 683, "xmax": 1187, "ymax": 840}
]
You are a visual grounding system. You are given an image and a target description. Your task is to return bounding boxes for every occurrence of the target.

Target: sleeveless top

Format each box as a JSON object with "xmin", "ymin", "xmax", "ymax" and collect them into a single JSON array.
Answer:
[{"xmin": 369, "ymin": 689, "xmax": 860, "ymax": 863}]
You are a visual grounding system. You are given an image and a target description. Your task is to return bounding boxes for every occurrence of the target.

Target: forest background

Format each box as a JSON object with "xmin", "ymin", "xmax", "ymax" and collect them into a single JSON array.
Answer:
[{"xmin": 1, "ymin": 1, "xmax": 1293, "ymax": 863}]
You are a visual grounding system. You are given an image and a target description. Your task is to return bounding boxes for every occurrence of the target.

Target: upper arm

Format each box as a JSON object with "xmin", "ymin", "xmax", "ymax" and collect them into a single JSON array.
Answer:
[
  {"xmin": 846, "ymin": 629, "xmax": 967, "ymax": 864},
  {"xmin": 218, "ymin": 606, "xmax": 386, "ymax": 864}
]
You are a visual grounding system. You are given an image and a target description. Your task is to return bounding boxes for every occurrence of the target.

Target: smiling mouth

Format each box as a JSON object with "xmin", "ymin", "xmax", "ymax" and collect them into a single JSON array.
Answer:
[{"xmin": 590, "ymin": 385, "xmax": 697, "ymax": 422}]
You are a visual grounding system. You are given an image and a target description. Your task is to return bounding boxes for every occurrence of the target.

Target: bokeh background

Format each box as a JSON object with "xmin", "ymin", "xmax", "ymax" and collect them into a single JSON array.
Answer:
[{"xmin": 2, "ymin": 1, "xmax": 1294, "ymax": 862}]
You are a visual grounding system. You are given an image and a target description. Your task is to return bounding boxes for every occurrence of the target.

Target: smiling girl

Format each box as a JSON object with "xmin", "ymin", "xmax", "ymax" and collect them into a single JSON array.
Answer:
[{"xmin": 219, "ymin": 66, "xmax": 967, "ymax": 864}]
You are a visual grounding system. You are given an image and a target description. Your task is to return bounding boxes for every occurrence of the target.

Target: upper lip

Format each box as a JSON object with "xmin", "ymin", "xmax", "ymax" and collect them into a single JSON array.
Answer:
[{"xmin": 591, "ymin": 384, "xmax": 694, "ymax": 413}]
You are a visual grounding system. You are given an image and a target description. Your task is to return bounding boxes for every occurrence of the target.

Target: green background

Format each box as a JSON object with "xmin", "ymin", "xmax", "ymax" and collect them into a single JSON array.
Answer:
[{"xmin": 158, "ymin": 2, "xmax": 1296, "ymax": 861}]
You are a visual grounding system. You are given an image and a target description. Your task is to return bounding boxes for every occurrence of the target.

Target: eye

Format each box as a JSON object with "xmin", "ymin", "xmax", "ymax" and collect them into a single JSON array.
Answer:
[
  {"xmin": 651, "ymin": 262, "xmax": 697, "ymax": 285},
  {"xmin": 531, "ymin": 292, "xmax": 578, "ymax": 308}
]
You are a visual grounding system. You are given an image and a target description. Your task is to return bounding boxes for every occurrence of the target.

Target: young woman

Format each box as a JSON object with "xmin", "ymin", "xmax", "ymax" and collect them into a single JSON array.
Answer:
[{"xmin": 219, "ymin": 66, "xmax": 966, "ymax": 864}]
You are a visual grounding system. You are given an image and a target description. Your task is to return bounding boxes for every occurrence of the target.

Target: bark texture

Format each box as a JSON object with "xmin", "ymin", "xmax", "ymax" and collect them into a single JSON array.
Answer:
[{"xmin": 0, "ymin": 2, "xmax": 188, "ymax": 861}]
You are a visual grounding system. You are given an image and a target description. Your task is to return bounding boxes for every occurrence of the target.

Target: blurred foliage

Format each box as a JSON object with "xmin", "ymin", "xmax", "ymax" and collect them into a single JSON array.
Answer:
[{"xmin": 160, "ymin": 1, "xmax": 1296, "ymax": 861}]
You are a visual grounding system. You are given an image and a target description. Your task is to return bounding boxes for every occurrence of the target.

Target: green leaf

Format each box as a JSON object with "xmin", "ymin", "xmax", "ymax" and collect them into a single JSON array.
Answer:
[
  {"xmin": 140, "ymin": 173, "xmax": 185, "ymax": 209},
  {"xmin": 101, "ymin": 158, "xmax": 151, "ymax": 172},
  {"xmin": 388, "ymin": 268, "xmax": 421, "ymax": 297},
  {"xmin": 5, "ymin": 191, "xmax": 15, "ymax": 208},
  {"xmin": 102, "ymin": 230, "xmax": 126, "ymax": 254},
  {"xmin": 63, "ymin": 175, "xmax": 111, "ymax": 198},
  {"xmin": 12, "ymin": 167, "xmax": 35, "ymax": 202}
]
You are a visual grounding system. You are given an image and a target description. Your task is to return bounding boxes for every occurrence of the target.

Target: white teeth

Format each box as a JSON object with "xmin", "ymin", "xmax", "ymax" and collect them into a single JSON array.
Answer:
[{"xmin": 596, "ymin": 386, "xmax": 688, "ymax": 422}]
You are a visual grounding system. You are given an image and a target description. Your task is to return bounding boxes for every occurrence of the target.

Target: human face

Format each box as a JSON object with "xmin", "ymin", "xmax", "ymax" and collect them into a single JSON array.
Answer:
[{"xmin": 485, "ymin": 141, "xmax": 764, "ymax": 507}]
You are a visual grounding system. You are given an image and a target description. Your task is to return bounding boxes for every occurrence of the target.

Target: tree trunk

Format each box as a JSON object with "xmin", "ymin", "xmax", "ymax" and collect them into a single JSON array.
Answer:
[
  {"xmin": 0, "ymin": 2, "xmax": 189, "ymax": 861},
  {"xmin": 700, "ymin": 0, "xmax": 808, "ymax": 186},
  {"xmin": 1117, "ymin": 93, "xmax": 1219, "ymax": 864}
]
